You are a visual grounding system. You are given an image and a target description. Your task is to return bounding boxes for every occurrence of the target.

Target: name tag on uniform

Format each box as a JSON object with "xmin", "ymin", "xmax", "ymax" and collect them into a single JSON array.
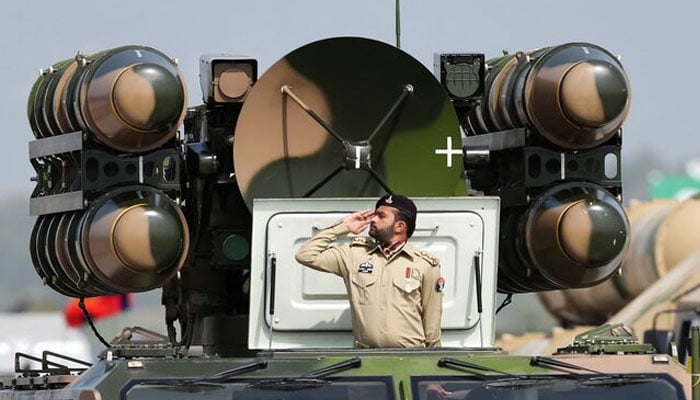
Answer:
[{"xmin": 358, "ymin": 261, "xmax": 374, "ymax": 273}]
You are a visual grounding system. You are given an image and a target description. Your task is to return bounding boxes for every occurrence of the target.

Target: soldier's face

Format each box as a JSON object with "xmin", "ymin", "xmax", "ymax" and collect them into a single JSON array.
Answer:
[{"xmin": 369, "ymin": 206, "xmax": 397, "ymax": 243}]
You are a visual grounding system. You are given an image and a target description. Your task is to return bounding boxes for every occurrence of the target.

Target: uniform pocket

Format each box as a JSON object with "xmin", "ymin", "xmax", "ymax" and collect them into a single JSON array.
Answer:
[
  {"xmin": 392, "ymin": 275, "xmax": 421, "ymax": 307},
  {"xmin": 351, "ymin": 273, "xmax": 378, "ymax": 305}
]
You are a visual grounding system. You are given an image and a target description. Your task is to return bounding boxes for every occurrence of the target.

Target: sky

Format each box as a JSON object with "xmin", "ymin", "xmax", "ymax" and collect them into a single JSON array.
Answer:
[{"xmin": 1, "ymin": 0, "xmax": 698, "ymax": 199}]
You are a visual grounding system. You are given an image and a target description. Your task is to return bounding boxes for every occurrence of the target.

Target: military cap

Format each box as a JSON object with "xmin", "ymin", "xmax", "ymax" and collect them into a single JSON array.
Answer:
[{"xmin": 376, "ymin": 194, "xmax": 417, "ymax": 220}]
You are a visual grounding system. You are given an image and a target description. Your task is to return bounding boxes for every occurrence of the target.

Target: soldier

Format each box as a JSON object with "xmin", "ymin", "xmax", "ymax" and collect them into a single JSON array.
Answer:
[{"xmin": 295, "ymin": 194, "xmax": 443, "ymax": 348}]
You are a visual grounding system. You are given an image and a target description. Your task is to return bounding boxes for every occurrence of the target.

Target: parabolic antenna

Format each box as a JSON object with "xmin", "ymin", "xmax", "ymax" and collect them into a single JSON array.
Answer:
[{"xmin": 234, "ymin": 37, "xmax": 463, "ymax": 209}]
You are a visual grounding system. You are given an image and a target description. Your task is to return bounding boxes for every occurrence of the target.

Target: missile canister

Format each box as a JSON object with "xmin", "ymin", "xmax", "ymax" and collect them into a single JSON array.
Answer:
[
  {"xmin": 30, "ymin": 186, "xmax": 189, "ymax": 297},
  {"xmin": 462, "ymin": 42, "xmax": 631, "ymax": 292},
  {"xmin": 27, "ymin": 46, "xmax": 187, "ymax": 153},
  {"xmin": 466, "ymin": 42, "xmax": 630, "ymax": 149},
  {"xmin": 27, "ymin": 46, "xmax": 189, "ymax": 297},
  {"xmin": 539, "ymin": 197, "xmax": 700, "ymax": 325}
]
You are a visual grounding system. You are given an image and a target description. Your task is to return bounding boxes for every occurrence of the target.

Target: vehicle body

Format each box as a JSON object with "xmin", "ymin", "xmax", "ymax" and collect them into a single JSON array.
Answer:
[{"xmin": 0, "ymin": 345, "xmax": 690, "ymax": 399}]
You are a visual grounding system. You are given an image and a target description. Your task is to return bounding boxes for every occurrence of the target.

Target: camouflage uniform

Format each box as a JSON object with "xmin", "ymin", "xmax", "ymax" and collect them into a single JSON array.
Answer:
[{"xmin": 295, "ymin": 222, "xmax": 442, "ymax": 348}]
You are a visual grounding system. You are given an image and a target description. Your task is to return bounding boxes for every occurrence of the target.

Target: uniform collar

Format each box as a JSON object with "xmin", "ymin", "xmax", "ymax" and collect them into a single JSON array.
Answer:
[
  {"xmin": 381, "ymin": 241, "xmax": 405, "ymax": 257},
  {"xmin": 369, "ymin": 240, "xmax": 414, "ymax": 260}
]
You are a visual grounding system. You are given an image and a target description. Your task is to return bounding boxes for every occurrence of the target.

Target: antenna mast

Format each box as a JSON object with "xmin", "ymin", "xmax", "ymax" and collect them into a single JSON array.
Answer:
[{"xmin": 395, "ymin": 0, "xmax": 401, "ymax": 48}]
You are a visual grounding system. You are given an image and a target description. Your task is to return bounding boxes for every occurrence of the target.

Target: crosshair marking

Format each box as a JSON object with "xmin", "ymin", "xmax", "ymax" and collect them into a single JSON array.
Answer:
[{"xmin": 434, "ymin": 136, "xmax": 462, "ymax": 168}]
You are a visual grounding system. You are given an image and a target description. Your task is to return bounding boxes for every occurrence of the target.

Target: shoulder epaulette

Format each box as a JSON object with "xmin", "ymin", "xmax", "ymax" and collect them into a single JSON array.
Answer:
[
  {"xmin": 350, "ymin": 237, "xmax": 373, "ymax": 247},
  {"xmin": 417, "ymin": 250, "xmax": 440, "ymax": 266}
]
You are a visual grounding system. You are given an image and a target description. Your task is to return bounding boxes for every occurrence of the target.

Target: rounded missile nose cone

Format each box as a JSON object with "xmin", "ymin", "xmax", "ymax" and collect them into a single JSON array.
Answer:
[
  {"xmin": 79, "ymin": 186, "xmax": 189, "ymax": 293},
  {"xmin": 113, "ymin": 63, "xmax": 185, "ymax": 132},
  {"xmin": 112, "ymin": 204, "xmax": 185, "ymax": 273},
  {"xmin": 524, "ymin": 182, "xmax": 630, "ymax": 289},
  {"xmin": 560, "ymin": 60, "xmax": 629, "ymax": 129},
  {"xmin": 558, "ymin": 198, "xmax": 629, "ymax": 266}
]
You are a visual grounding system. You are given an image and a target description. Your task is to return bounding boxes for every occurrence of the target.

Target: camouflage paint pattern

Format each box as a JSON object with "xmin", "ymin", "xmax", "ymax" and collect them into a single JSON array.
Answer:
[
  {"xmin": 0, "ymin": 349, "xmax": 690, "ymax": 400},
  {"xmin": 78, "ymin": 186, "xmax": 189, "ymax": 294},
  {"xmin": 524, "ymin": 182, "xmax": 629, "ymax": 287},
  {"xmin": 464, "ymin": 42, "xmax": 631, "ymax": 293},
  {"xmin": 27, "ymin": 57, "xmax": 73, "ymax": 138},
  {"xmin": 29, "ymin": 186, "xmax": 189, "ymax": 297},
  {"xmin": 540, "ymin": 197, "xmax": 700, "ymax": 325},
  {"xmin": 468, "ymin": 43, "xmax": 630, "ymax": 150},
  {"xmin": 233, "ymin": 37, "xmax": 463, "ymax": 210},
  {"xmin": 27, "ymin": 46, "xmax": 190, "ymax": 298},
  {"xmin": 77, "ymin": 46, "xmax": 187, "ymax": 153},
  {"xmin": 27, "ymin": 49, "xmax": 109, "ymax": 138},
  {"xmin": 495, "ymin": 182, "xmax": 629, "ymax": 292},
  {"xmin": 483, "ymin": 54, "xmax": 518, "ymax": 131},
  {"xmin": 27, "ymin": 46, "xmax": 187, "ymax": 153},
  {"xmin": 29, "ymin": 213, "xmax": 87, "ymax": 297}
]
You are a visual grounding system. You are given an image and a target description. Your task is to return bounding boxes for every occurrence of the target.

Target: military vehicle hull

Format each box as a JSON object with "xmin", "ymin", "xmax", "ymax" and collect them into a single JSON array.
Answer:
[{"xmin": 0, "ymin": 348, "xmax": 691, "ymax": 400}]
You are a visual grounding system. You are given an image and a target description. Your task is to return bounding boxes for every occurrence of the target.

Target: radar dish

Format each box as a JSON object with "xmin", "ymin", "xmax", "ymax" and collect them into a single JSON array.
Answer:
[{"xmin": 233, "ymin": 37, "xmax": 463, "ymax": 209}]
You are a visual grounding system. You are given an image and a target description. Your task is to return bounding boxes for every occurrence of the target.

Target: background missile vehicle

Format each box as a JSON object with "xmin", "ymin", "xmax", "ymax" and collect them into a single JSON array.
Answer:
[
  {"xmin": 498, "ymin": 196, "xmax": 700, "ymax": 363},
  {"xmin": 2, "ymin": 35, "xmax": 695, "ymax": 399}
]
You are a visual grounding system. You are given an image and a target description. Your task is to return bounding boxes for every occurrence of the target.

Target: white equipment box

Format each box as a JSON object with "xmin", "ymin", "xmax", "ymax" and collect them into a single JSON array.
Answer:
[{"xmin": 248, "ymin": 197, "xmax": 500, "ymax": 349}]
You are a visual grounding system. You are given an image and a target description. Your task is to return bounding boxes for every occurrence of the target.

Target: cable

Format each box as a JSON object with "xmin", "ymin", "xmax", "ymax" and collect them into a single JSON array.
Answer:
[
  {"xmin": 78, "ymin": 297, "xmax": 111, "ymax": 348},
  {"xmin": 495, "ymin": 294, "xmax": 513, "ymax": 315}
]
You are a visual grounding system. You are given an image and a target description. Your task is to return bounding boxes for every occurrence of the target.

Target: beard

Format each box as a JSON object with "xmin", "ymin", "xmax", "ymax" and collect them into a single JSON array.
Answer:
[{"xmin": 369, "ymin": 222, "xmax": 394, "ymax": 244}]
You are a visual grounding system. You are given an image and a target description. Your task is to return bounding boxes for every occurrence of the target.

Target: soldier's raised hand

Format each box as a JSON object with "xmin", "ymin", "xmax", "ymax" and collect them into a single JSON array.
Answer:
[{"xmin": 343, "ymin": 209, "xmax": 375, "ymax": 234}]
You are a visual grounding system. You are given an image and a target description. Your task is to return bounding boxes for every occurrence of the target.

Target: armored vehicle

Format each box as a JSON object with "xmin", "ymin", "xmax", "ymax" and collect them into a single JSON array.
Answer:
[{"xmin": 4, "ymin": 36, "xmax": 694, "ymax": 399}]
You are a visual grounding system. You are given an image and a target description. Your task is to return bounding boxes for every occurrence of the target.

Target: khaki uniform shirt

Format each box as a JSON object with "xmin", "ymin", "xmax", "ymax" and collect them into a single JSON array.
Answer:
[{"xmin": 295, "ymin": 222, "xmax": 442, "ymax": 348}]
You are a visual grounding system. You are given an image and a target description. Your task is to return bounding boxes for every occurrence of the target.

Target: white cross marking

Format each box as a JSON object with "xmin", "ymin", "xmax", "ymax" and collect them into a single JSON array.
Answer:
[{"xmin": 434, "ymin": 136, "xmax": 462, "ymax": 168}]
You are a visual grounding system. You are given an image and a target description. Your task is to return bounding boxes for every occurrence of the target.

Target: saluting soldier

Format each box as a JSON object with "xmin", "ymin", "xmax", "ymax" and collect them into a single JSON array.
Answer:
[{"xmin": 295, "ymin": 194, "xmax": 443, "ymax": 348}]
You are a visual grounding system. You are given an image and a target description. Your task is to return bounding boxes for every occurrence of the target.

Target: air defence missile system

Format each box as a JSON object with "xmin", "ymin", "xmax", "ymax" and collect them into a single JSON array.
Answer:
[{"xmin": 3, "ymin": 37, "xmax": 694, "ymax": 399}]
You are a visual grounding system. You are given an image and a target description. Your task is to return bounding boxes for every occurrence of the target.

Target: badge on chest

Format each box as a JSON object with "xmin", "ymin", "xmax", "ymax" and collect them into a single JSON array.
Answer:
[
  {"xmin": 358, "ymin": 261, "xmax": 374, "ymax": 273},
  {"xmin": 404, "ymin": 267, "xmax": 415, "ymax": 293}
]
